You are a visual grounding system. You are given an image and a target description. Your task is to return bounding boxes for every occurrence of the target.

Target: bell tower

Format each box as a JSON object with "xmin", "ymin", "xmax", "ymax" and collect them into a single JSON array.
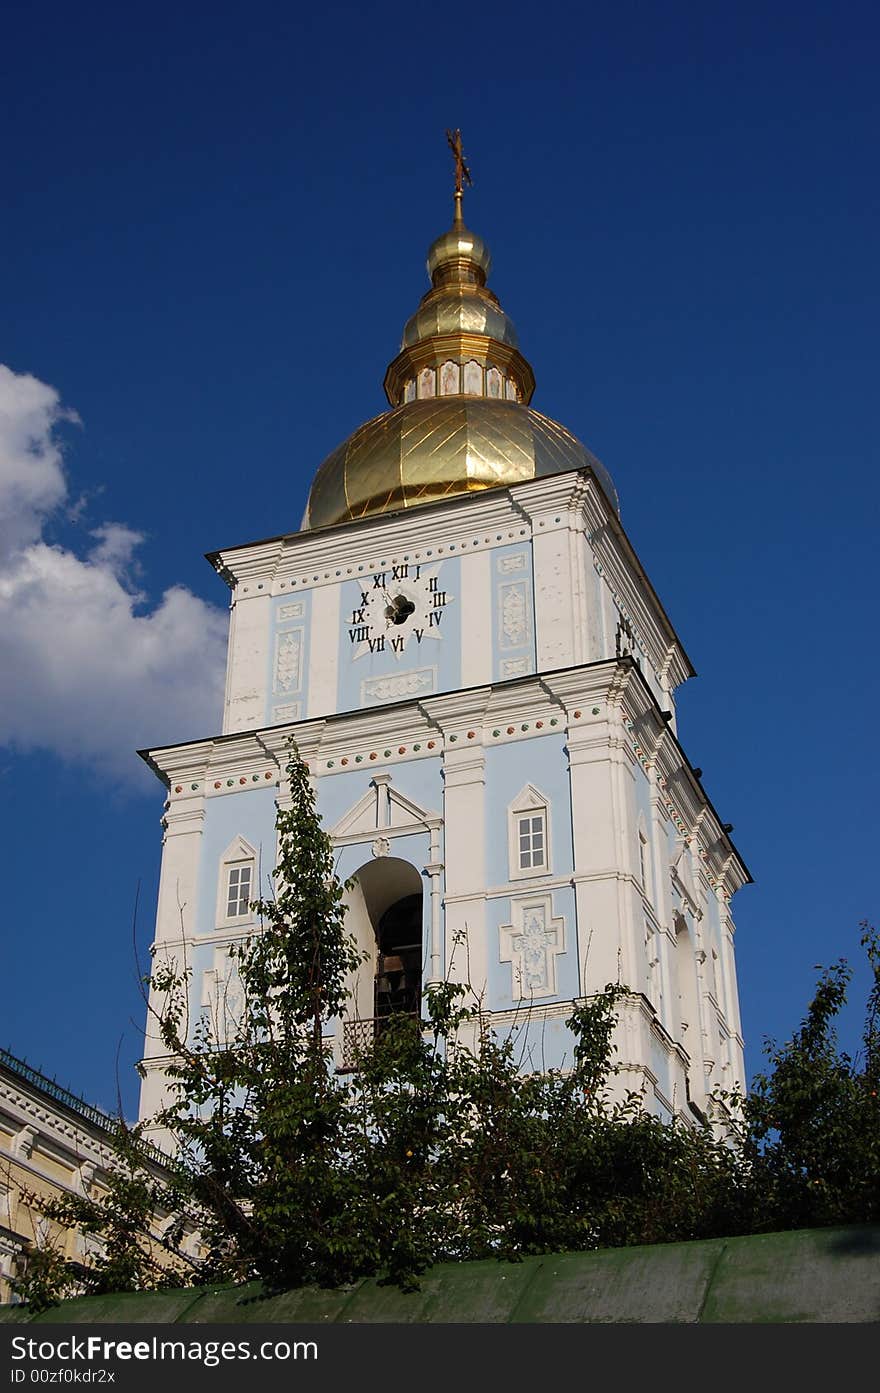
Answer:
[{"xmin": 138, "ymin": 144, "xmax": 749, "ymax": 1125}]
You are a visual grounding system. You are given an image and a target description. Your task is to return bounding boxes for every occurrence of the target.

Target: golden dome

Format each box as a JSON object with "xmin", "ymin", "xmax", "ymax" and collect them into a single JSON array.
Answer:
[
  {"xmin": 402, "ymin": 290, "xmax": 519, "ymax": 350},
  {"xmin": 301, "ymin": 170, "xmax": 616, "ymax": 531},
  {"xmin": 303, "ymin": 398, "xmax": 618, "ymax": 530}
]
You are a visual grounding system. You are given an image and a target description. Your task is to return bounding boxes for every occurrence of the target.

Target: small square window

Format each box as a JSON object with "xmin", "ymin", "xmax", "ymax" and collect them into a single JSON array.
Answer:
[
  {"xmin": 226, "ymin": 864, "xmax": 252, "ymax": 918},
  {"xmin": 518, "ymin": 813, "xmax": 546, "ymax": 871}
]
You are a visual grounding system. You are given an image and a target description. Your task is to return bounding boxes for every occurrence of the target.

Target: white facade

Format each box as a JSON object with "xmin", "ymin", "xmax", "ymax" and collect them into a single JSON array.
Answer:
[{"xmin": 139, "ymin": 464, "xmax": 749, "ymax": 1127}]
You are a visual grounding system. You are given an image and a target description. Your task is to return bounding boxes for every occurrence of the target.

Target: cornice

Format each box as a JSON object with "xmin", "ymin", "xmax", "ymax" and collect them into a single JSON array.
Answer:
[{"xmin": 141, "ymin": 659, "xmax": 750, "ymax": 900}]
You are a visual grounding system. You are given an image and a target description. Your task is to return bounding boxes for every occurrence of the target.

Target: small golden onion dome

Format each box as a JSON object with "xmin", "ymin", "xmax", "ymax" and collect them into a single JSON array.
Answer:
[
  {"xmin": 302, "ymin": 398, "xmax": 618, "ymax": 530},
  {"xmin": 300, "ymin": 190, "xmax": 617, "ymax": 531},
  {"xmin": 426, "ymin": 223, "xmax": 491, "ymax": 281}
]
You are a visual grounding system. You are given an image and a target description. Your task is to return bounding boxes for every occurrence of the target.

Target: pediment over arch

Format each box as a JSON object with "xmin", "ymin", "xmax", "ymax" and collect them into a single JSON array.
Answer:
[{"xmin": 329, "ymin": 775, "xmax": 440, "ymax": 843}]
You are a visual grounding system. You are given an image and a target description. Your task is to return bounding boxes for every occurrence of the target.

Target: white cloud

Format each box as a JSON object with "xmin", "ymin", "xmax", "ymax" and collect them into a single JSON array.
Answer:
[
  {"xmin": 0, "ymin": 364, "xmax": 228, "ymax": 784},
  {"xmin": 0, "ymin": 365, "xmax": 74, "ymax": 555}
]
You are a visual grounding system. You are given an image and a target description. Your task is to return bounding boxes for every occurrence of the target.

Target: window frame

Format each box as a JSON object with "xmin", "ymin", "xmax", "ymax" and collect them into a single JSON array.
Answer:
[
  {"xmin": 508, "ymin": 785, "xmax": 552, "ymax": 882},
  {"xmin": 216, "ymin": 836, "xmax": 258, "ymax": 929}
]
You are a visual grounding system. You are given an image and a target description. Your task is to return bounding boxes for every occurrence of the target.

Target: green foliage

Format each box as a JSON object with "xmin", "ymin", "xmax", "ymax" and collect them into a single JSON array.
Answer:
[
  {"xmin": 13, "ymin": 744, "xmax": 880, "ymax": 1312},
  {"xmin": 12, "ymin": 1245, "xmax": 78, "ymax": 1315},
  {"xmin": 741, "ymin": 921, "xmax": 880, "ymax": 1229}
]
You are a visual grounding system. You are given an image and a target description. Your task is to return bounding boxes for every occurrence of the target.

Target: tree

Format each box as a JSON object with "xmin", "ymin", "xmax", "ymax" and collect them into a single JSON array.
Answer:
[
  {"xmin": 12, "ymin": 744, "xmax": 880, "ymax": 1310},
  {"xmin": 741, "ymin": 922, "xmax": 880, "ymax": 1230}
]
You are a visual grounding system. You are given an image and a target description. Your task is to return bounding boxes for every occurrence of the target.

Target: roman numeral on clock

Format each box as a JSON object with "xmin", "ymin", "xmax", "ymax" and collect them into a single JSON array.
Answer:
[{"xmin": 349, "ymin": 624, "xmax": 369, "ymax": 643}]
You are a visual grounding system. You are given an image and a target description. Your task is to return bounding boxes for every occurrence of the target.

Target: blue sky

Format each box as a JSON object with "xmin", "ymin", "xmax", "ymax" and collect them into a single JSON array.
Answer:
[{"xmin": 2, "ymin": 1, "xmax": 878, "ymax": 1119}]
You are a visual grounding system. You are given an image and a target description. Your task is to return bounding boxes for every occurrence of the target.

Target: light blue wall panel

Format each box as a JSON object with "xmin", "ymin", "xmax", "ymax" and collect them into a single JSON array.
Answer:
[
  {"xmin": 315, "ymin": 757, "xmax": 443, "ymax": 833},
  {"xmin": 265, "ymin": 590, "xmax": 312, "ymax": 726},
  {"xmin": 483, "ymin": 735, "xmax": 573, "ymax": 889},
  {"xmin": 485, "ymin": 884, "xmax": 578, "ymax": 1011},
  {"xmin": 492, "ymin": 1011, "xmax": 579, "ymax": 1073},
  {"xmin": 196, "ymin": 786, "xmax": 278, "ymax": 936}
]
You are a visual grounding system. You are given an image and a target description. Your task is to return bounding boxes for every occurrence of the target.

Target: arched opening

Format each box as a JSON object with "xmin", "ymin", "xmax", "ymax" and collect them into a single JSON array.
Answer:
[
  {"xmin": 340, "ymin": 857, "xmax": 424, "ymax": 1067},
  {"xmin": 374, "ymin": 891, "xmax": 422, "ymax": 1020}
]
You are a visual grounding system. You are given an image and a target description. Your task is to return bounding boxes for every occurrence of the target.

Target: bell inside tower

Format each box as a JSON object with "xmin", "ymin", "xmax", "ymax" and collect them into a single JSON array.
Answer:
[{"xmin": 374, "ymin": 892, "xmax": 423, "ymax": 1021}]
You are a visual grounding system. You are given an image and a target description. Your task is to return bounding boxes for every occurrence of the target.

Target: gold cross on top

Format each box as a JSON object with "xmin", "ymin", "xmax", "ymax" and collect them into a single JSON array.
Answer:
[{"xmin": 446, "ymin": 128, "xmax": 473, "ymax": 196}]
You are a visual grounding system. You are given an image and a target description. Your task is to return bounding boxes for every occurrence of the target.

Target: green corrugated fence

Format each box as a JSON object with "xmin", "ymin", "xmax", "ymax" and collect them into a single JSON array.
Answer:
[{"xmin": 2, "ymin": 1225, "xmax": 878, "ymax": 1324}]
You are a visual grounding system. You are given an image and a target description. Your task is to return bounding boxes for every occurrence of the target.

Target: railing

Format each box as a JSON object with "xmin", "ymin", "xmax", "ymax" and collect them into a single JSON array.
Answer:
[
  {"xmin": 0, "ymin": 1047, "xmax": 115, "ymax": 1132},
  {"xmin": 339, "ymin": 1014, "xmax": 422, "ymax": 1072}
]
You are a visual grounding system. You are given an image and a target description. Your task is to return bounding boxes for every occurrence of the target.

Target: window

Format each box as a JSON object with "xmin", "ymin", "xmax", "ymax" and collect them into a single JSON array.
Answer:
[
  {"xmin": 216, "ymin": 836, "xmax": 258, "ymax": 927},
  {"xmin": 518, "ymin": 813, "xmax": 546, "ymax": 871},
  {"xmin": 637, "ymin": 814, "xmax": 653, "ymax": 904},
  {"xmin": 226, "ymin": 863, "xmax": 252, "ymax": 918},
  {"xmin": 508, "ymin": 785, "xmax": 552, "ymax": 881}
]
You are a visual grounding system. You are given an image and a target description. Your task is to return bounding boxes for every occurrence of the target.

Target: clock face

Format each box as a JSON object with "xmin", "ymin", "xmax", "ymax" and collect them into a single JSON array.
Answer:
[{"xmin": 346, "ymin": 562, "xmax": 451, "ymax": 660}]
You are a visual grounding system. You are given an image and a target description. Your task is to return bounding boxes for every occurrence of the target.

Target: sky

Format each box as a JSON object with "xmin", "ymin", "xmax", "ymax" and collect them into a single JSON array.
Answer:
[{"xmin": 1, "ymin": 0, "xmax": 878, "ymax": 1121}]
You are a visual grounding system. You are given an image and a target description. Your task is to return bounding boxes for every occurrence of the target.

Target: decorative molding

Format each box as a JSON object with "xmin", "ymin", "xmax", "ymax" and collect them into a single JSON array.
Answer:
[
  {"xmin": 497, "ymin": 551, "xmax": 526, "ymax": 574},
  {"xmin": 361, "ymin": 667, "xmax": 436, "ymax": 705},
  {"xmin": 277, "ymin": 601, "xmax": 305, "ymax": 621},
  {"xmin": 500, "ymin": 893, "xmax": 565, "ymax": 999},
  {"xmin": 500, "ymin": 657, "xmax": 531, "ymax": 678},
  {"xmin": 273, "ymin": 628, "xmax": 303, "ymax": 695},
  {"xmin": 498, "ymin": 581, "xmax": 530, "ymax": 650},
  {"xmin": 272, "ymin": 702, "xmax": 301, "ymax": 723}
]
